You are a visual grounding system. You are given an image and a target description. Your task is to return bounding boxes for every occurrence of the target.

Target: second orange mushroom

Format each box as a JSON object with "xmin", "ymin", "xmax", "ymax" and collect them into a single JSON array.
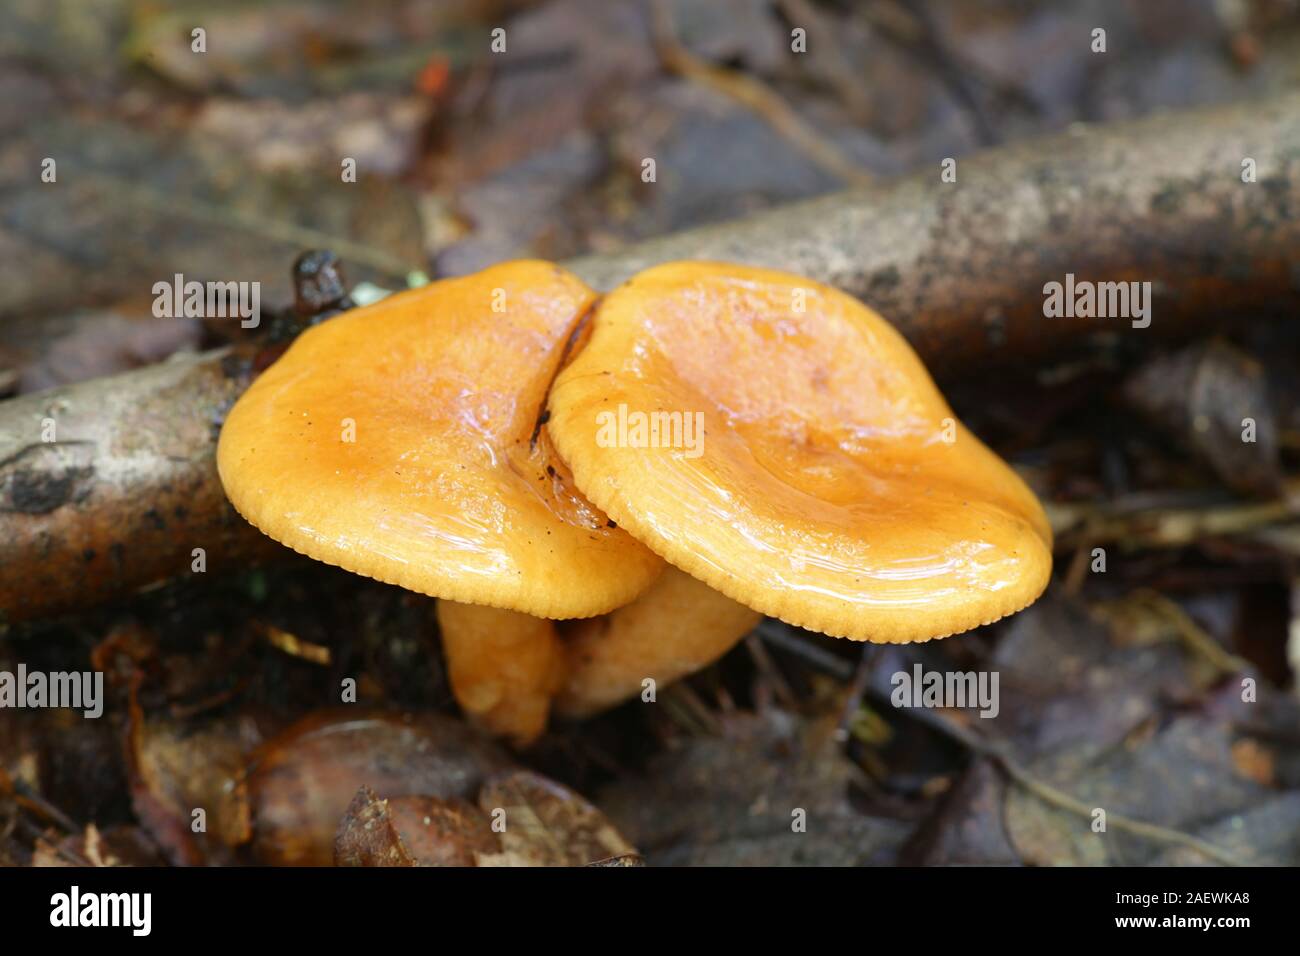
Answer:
[{"xmin": 217, "ymin": 258, "xmax": 1052, "ymax": 746}]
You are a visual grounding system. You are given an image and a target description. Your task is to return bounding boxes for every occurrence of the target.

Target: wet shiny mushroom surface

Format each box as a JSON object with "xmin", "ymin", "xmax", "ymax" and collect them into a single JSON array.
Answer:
[{"xmin": 548, "ymin": 261, "xmax": 1053, "ymax": 642}]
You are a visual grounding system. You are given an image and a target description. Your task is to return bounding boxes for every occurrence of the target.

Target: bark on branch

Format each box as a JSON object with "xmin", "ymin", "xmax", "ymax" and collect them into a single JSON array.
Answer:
[{"xmin": 3, "ymin": 93, "xmax": 1298, "ymax": 623}]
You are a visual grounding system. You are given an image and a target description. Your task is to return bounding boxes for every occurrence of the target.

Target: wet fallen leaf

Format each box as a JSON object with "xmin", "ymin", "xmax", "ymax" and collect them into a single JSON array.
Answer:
[
  {"xmin": 1124, "ymin": 339, "xmax": 1282, "ymax": 497},
  {"xmin": 335, "ymin": 770, "xmax": 634, "ymax": 867},
  {"xmin": 17, "ymin": 311, "xmax": 203, "ymax": 393},
  {"xmin": 903, "ymin": 758, "xmax": 1020, "ymax": 865},
  {"xmin": 334, "ymin": 786, "xmax": 414, "ymax": 867},
  {"xmin": 1149, "ymin": 792, "xmax": 1300, "ymax": 865},
  {"xmin": 477, "ymin": 770, "xmax": 636, "ymax": 866},
  {"xmin": 123, "ymin": 0, "xmax": 490, "ymax": 99},
  {"xmin": 192, "ymin": 94, "xmax": 432, "ymax": 177},
  {"xmin": 245, "ymin": 710, "xmax": 511, "ymax": 865},
  {"xmin": 599, "ymin": 708, "xmax": 914, "ymax": 865},
  {"xmin": 0, "ymin": 115, "xmax": 424, "ymax": 322},
  {"xmin": 125, "ymin": 710, "xmax": 260, "ymax": 866},
  {"xmin": 334, "ymin": 785, "xmax": 500, "ymax": 867}
]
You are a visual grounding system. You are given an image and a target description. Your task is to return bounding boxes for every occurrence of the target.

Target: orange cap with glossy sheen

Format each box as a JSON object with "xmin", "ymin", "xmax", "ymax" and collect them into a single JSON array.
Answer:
[
  {"xmin": 217, "ymin": 260, "xmax": 662, "ymax": 618},
  {"xmin": 547, "ymin": 261, "xmax": 1053, "ymax": 642}
]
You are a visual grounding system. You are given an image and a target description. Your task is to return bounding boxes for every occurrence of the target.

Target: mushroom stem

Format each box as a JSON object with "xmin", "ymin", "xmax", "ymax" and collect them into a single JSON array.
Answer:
[
  {"xmin": 555, "ymin": 568, "xmax": 762, "ymax": 719},
  {"xmin": 436, "ymin": 601, "xmax": 565, "ymax": 749},
  {"xmin": 439, "ymin": 570, "xmax": 760, "ymax": 740}
]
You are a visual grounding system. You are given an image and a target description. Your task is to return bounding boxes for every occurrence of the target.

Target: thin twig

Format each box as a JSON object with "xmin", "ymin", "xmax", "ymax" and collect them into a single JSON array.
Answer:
[
  {"xmin": 1049, "ymin": 481, "xmax": 1300, "ymax": 551},
  {"xmin": 834, "ymin": 643, "xmax": 880, "ymax": 742},
  {"xmin": 758, "ymin": 619, "xmax": 854, "ymax": 679},
  {"xmin": 862, "ymin": 0, "xmax": 1040, "ymax": 116},
  {"xmin": 8, "ymin": 93, "xmax": 1300, "ymax": 622},
  {"xmin": 22, "ymin": 821, "xmax": 92, "ymax": 866},
  {"xmin": 878, "ymin": 692, "xmax": 1245, "ymax": 867},
  {"xmin": 1127, "ymin": 588, "xmax": 1253, "ymax": 676},
  {"xmin": 745, "ymin": 632, "xmax": 800, "ymax": 709},
  {"xmin": 660, "ymin": 683, "xmax": 719, "ymax": 736},
  {"xmin": 775, "ymin": 0, "xmax": 874, "ymax": 124},
  {"xmin": 649, "ymin": 0, "xmax": 872, "ymax": 187},
  {"xmin": 905, "ymin": 0, "xmax": 1000, "ymax": 144},
  {"xmin": 760, "ymin": 623, "xmax": 1246, "ymax": 866},
  {"xmin": 3, "ymin": 774, "xmax": 80, "ymax": 834}
]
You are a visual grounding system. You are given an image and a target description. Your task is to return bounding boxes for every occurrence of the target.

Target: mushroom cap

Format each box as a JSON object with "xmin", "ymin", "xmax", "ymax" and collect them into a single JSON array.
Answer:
[
  {"xmin": 547, "ymin": 261, "xmax": 1052, "ymax": 642},
  {"xmin": 217, "ymin": 260, "xmax": 662, "ymax": 618}
]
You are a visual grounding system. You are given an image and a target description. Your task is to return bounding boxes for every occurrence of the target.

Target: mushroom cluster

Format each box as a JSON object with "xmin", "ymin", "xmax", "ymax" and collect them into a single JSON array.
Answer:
[{"xmin": 217, "ymin": 259, "xmax": 1051, "ymax": 746}]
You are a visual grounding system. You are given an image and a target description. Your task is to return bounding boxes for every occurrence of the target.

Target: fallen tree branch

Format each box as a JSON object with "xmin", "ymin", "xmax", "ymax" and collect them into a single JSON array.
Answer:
[
  {"xmin": 570, "ymin": 92, "xmax": 1300, "ymax": 377},
  {"xmin": 0, "ymin": 350, "xmax": 283, "ymax": 624},
  {"xmin": 3, "ymin": 93, "xmax": 1299, "ymax": 623}
]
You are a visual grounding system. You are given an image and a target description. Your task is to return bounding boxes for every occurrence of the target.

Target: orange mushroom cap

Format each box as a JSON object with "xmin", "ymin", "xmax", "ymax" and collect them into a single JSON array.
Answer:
[
  {"xmin": 547, "ymin": 261, "xmax": 1052, "ymax": 643},
  {"xmin": 217, "ymin": 260, "xmax": 662, "ymax": 619}
]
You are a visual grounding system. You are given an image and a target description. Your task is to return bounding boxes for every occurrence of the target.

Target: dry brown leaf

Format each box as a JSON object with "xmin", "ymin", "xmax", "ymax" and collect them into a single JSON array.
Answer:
[
  {"xmin": 476, "ymin": 770, "xmax": 636, "ymax": 867},
  {"xmin": 334, "ymin": 785, "xmax": 501, "ymax": 867},
  {"xmin": 246, "ymin": 710, "xmax": 511, "ymax": 866},
  {"xmin": 125, "ymin": 709, "xmax": 258, "ymax": 866}
]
